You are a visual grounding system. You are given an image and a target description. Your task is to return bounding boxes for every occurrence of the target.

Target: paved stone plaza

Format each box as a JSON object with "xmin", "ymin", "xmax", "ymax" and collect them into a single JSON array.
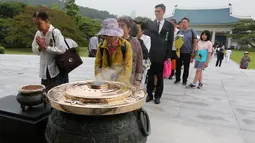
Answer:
[{"xmin": 1, "ymin": 54, "xmax": 255, "ymax": 143}]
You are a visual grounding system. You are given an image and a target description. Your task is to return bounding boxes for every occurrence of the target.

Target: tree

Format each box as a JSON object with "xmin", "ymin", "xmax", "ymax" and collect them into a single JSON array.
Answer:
[
  {"xmin": 0, "ymin": 18, "xmax": 12, "ymax": 46},
  {"xmin": 0, "ymin": 2, "xmax": 26, "ymax": 18},
  {"xmin": 134, "ymin": 17, "xmax": 152, "ymax": 25},
  {"xmin": 1, "ymin": 0, "xmax": 116, "ymax": 20},
  {"xmin": 78, "ymin": 17, "xmax": 101, "ymax": 41},
  {"xmin": 62, "ymin": 0, "xmax": 80, "ymax": 22},
  {"xmin": 0, "ymin": 2, "xmax": 26, "ymax": 46},
  {"xmin": 51, "ymin": 2, "xmax": 61, "ymax": 10},
  {"xmin": 5, "ymin": 5, "xmax": 85, "ymax": 48},
  {"xmin": 230, "ymin": 19, "xmax": 255, "ymax": 48}
]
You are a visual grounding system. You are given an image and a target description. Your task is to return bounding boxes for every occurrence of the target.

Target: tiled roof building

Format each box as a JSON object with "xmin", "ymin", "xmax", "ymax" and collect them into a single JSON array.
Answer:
[{"xmin": 169, "ymin": 5, "xmax": 243, "ymax": 48}]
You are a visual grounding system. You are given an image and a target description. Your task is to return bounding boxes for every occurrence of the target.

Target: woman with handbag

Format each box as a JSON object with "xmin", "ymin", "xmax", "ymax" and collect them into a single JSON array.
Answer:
[{"xmin": 32, "ymin": 11, "xmax": 69, "ymax": 92}]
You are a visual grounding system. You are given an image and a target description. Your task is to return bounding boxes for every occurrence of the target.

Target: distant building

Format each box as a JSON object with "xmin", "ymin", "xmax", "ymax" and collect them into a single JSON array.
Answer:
[
  {"xmin": 131, "ymin": 11, "xmax": 136, "ymax": 19},
  {"xmin": 168, "ymin": 5, "xmax": 244, "ymax": 48}
]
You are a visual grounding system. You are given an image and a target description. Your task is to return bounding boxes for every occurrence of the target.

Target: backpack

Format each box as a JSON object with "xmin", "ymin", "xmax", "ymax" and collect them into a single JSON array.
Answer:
[
  {"xmin": 99, "ymin": 42, "xmax": 127, "ymax": 68},
  {"xmin": 138, "ymin": 38, "xmax": 149, "ymax": 60}
]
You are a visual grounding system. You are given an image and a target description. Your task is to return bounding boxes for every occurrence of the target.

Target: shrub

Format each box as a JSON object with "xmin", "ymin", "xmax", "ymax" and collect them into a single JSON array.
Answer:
[
  {"xmin": 5, "ymin": 6, "xmax": 86, "ymax": 48},
  {"xmin": 0, "ymin": 46, "xmax": 6, "ymax": 54}
]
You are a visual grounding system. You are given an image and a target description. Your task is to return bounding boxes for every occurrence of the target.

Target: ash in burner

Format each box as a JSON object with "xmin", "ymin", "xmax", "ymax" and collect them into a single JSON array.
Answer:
[{"xmin": 89, "ymin": 81, "xmax": 105, "ymax": 89}]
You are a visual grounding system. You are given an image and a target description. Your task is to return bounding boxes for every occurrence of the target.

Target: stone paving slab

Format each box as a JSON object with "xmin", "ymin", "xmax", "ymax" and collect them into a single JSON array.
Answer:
[
  {"xmin": 237, "ymin": 116, "xmax": 255, "ymax": 132},
  {"xmin": 1, "ymin": 54, "xmax": 255, "ymax": 143},
  {"xmin": 177, "ymin": 108, "xmax": 239, "ymax": 128},
  {"xmin": 148, "ymin": 117, "xmax": 246, "ymax": 143},
  {"xmin": 242, "ymin": 130, "xmax": 255, "ymax": 143}
]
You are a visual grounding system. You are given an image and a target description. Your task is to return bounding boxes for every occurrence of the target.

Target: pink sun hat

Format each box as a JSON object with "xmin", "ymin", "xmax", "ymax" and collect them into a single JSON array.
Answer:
[{"xmin": 97, "ymin": 18, "xmax": 124, "ymax": 37}]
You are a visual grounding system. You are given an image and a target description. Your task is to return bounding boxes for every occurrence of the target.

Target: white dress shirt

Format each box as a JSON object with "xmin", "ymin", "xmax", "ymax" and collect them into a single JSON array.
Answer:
[
  {"xmin": 157, "ymin": 19, "xmax": 165, "ymax": 34},
  {"xmin": 89, "ymin": 36, "xmax": 98, "ymax": 50},
  {"xmin": 140, "ymin": 34, "xmax": 151, "ymax": 51},
  {"xmin": 226, "ymin": 50, "xmax": 232, "ymax": 56},
  {"xmin": 32, "ymin": 24, "xmax": 67, "ymax": 79}
]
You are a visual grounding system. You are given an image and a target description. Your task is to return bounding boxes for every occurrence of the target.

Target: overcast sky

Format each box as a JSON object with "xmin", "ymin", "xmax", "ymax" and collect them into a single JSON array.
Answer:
[{"xmin": 75, "ymin": 0, "xmax": 254, "ymax": 19}]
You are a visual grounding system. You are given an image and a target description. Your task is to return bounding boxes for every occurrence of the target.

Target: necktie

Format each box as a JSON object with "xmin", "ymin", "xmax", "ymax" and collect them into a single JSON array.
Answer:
[{"xmin": 157, "ymin": 21, "xmax": 160, "ymax": 33}]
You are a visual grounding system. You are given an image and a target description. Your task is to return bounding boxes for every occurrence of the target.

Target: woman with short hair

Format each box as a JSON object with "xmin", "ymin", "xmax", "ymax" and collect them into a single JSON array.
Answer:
[
  {"xmin": 135, "ymin": 20, "xmax": 151, "ymax": 89},
  {"xmin": 32, "ymin": 11, "xmax": 68, "ymax": 92},
  {"xmin": 118, "ymin": 16, "xmax": 143, "ymax": 87}
]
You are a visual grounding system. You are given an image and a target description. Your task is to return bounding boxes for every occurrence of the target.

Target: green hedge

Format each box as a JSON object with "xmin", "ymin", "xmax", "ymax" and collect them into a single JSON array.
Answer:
[{"xmin": 0, "ymin": 46, "xmax": 5, "ymax": 54}]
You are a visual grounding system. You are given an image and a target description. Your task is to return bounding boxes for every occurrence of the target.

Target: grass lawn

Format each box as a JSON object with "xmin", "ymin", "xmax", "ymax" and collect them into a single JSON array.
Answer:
[
  {"xmin": 6, "ymin": 48, "xmax": 34, "ymax": 55},
  {"xmin": 5, "ymin": 47, "xmax": 88, "ymax": 57},
  {"xmin": 231, "ymin": 50, "xmax": 255, "ymax": 69}
]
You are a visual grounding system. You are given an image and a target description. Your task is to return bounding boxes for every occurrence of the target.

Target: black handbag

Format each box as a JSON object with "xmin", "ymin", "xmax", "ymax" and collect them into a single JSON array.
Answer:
[{"xmin": 52, "ymin": 29, "xmax": 83, "ymax": 73}]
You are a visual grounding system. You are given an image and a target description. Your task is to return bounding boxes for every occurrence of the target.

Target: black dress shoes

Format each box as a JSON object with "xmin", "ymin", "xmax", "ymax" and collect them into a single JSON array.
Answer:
[
  {"xmin": 146, "ymin": 96, "xmax": 153, "ymax": 102},
  {"xmin": 155, "ymin": 98, "xmax": 161, "ymax": 104},
  {"xmin": 174, "ymin": 80, "xmax": 180, "ymax": 84}
]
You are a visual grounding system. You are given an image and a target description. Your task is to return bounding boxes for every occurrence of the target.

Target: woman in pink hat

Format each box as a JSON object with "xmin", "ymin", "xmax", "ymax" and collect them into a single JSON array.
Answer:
[{"xmin": 95, "ymin": 18, "xmax": 133, "ymax": 84}]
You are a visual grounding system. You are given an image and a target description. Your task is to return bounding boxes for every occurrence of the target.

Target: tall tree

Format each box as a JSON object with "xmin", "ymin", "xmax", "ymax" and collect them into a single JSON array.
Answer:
[
  {"xmin": 62, "ymin": 0, "xmax": 80, "ymax": 21},
  {"xmin": 5, "ymin": 5, "xmax": 85, "ymax": 47},
  {"xmin": 0, "ymin": 2, "xmax": 26, "ymax": 46},
  {"xmin": 78, "ymin": 17, "xmax": 101, "ymax": 40},
  {"xmin": 0, "ymin": 2, "xmax": 26, "ymax": 18},
  {"xmin": 230, "ymin": 19, "xmax": 255, "ymax": 48},
  {"xmin": 134, "ymin": 17, "xmax": 152, "ymax": 24}
]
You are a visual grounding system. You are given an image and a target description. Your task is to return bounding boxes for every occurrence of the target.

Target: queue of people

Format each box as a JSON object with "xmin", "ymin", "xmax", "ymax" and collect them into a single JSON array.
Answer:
[{"xmin": 32, "ymin": 4, "xmax": 251, "ymax": 106}]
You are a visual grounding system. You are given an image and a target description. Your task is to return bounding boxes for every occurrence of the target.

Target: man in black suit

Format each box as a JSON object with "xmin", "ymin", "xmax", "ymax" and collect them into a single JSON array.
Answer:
[{"xmin": 146, "ymin": 4, "xmax": 174, "ymax": 104}]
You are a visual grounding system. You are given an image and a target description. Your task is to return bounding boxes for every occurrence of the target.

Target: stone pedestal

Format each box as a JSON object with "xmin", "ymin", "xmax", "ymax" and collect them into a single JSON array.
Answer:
[{"xmin": 0, "ymin": 96, "xmax": 51, "ymax": 143}]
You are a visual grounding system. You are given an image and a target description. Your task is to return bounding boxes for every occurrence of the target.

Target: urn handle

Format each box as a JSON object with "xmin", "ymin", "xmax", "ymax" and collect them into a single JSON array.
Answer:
[{"xmin": 137, "ymin": 108, "xmax": 151, "ymax": 137}]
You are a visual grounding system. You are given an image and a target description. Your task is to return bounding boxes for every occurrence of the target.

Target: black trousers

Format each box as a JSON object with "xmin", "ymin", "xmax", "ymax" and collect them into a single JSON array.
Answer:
[
  {"xmin": 147, "ymin": 62, "xmax": 164, "ymax": 99},
  {"xmin": 216, "ymin": 59, "xmax": 222, "ymax": 67},
  {"xmin": 176, "ymin": 53, "xmax": 191, "ymax": 83},
  {"xmin": 170, "ymin": 50, "xmax": 177, "ymax": 77}
]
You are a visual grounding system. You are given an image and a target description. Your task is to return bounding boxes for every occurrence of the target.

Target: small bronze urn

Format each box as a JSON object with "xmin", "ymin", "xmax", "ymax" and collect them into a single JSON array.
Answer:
[{"xmin": 17, "ymin": 85, "xmax": 47, "ymax": 111}]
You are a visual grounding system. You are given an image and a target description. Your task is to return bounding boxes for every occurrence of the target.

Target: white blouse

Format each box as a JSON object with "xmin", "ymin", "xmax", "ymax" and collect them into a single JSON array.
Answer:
[
  {"xmin": 140, "ymin": 34, "xmax": 151, "ymax": 52},
  {"xmin": 32, "ymin": 24, "xmax": 67, "ymax": 79}
]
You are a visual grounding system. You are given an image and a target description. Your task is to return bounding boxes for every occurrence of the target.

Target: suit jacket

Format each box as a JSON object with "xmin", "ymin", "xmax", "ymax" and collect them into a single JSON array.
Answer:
[{"xmin": 148, "ymin": 19, "xmax": 174, "ymax": 64}]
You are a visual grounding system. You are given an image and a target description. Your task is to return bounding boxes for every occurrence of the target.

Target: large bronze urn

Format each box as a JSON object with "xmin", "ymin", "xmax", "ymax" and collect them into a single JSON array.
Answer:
[{"xmin": 45, "ymin": 81, "xmax": 151, "ymax": 143}]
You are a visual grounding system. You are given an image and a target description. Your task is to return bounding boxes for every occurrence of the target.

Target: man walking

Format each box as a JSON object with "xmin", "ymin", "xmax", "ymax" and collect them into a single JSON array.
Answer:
[
  {"xmin": 175, "ymin": 17, "xmax": 197, "ymax": 85},
  {"xmin": 146, "ymin": 4, "xmax": 174, "ymax": 104},
  {"xmin": 88, "ymin": 36, "xmax": 98, "ymax": 57}
]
